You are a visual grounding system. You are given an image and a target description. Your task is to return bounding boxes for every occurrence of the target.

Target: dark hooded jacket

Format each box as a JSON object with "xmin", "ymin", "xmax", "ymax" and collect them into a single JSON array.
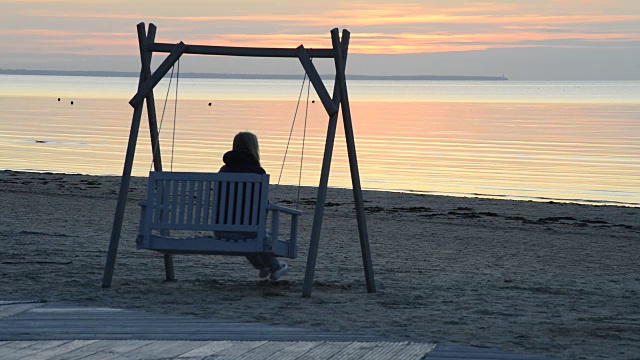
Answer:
[{"xmin": 219, "ymin": 150, "xmax": 265, "ymax": 175}]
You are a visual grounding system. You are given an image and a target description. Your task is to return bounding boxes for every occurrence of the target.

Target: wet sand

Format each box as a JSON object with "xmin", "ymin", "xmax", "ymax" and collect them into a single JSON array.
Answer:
[{"xmin": 1, "ymin": 170, "xmax": 639, "ymax": 359}]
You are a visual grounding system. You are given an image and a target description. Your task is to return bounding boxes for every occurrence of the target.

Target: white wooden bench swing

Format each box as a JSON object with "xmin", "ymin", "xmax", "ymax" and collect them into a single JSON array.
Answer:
[{"xmin": 102, "ymin": 23, "xmax": 375, "ymax": 297}]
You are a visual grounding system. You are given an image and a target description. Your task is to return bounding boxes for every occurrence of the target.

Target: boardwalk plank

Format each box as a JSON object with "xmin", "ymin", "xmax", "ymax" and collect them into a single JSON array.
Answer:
[
  {"xmin": 148, "ymin": 341, "xmax": 211, "ymax": 359},
  {"xmin": 0, "ymin": 322, "xmax": 382, "ymax": 342},
  {"xmin": 209, "ymin": 340, "xmax": 268, "ymax": 357},
  {"xmin": 330, "ymin": 341, "xmax": 388, "ymax": 360},
  {"xmin": 0, "ymin": 319, "xmax": 322, "ymax": 330},
  {"xmin": 28, "ymin": 307, "xmax": 121, "ymax": 311},
  {"xmin": 263, "ymin": 341, "xmax": 323, "ymax": 360},
  {"xmin": 0, "ymin": 341, "xmax": 35, "ymax": 357},
  {"xmin": 426, "ymin": 344, "xmax": 552, "ymax": 359},
  {"xmin": 15, "ymin": 340, "xmax": 98, "ymax": 360},
  {"xmin": 366, "ymin": 342, "xmax": 436, "ymax": 360},
  {"xmin": 99, "ymin": 340, "xmax": 205, "ymax": 360},
  {"xmin": 230, "ymin": 341, "xmax": 295, "ymax": 360},
  {"xmin": 1, "ymin": 340, "xmax": 69, "ymax": 359},
  {"xmin": 0, "ymin": 303, "xmax": 44, "ymax": 319},
  {"xmin": 1, "ymin": 304, "xmax": 386, "ymax": 342},
  {"xmin": 46, "ymin": 340, "xmax": 153, "ymax": 360},
  {"xmin": 177, "ymin": 340, "xmax": 235, "ymax": 357},
  {"xmin": 352, "ymin": 341, "xmax": 407, "ymax": 359},
  {"xmin": 289, "ymin": 341, "xmax": 351, "ymax": 360}
]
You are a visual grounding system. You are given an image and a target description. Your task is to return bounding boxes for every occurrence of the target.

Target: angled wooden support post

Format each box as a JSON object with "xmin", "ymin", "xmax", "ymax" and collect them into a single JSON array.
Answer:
[
  {"xmin": 129, "ymin": 41, "xmax": 186, "ymax": 108},
  {"xmin": 102, "ymin": 102, "xmax": 144, "ymax": 288},
  {"xmin": 302, "ymin": 29, "xmax": 350, "ymax": 297},
  {"xmin": 332, "ymin": 28, "xmax": 376, "ymax": 293},
  {"xmin": 138, "ymin": 23, "xmax": 174, "ymax": 281},
  {"xmin": 102, "ymin": 31, "xmax": 150, "ymax": 287},
  {"xmin": 296, "ymin": 46, "xmax": 339, "ymax": 116}
]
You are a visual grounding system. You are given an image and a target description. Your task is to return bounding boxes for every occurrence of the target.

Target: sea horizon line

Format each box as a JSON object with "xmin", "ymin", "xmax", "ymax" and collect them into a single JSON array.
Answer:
[{"xmin": 0, "ymin": 68, "xmax": 508, "ymax": 81}]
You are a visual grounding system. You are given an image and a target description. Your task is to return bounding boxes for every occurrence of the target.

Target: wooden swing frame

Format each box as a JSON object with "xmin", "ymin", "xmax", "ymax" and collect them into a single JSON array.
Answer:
[{"xmin": 102, "ymin": 23, "xmax": 375, "ymax": 297}]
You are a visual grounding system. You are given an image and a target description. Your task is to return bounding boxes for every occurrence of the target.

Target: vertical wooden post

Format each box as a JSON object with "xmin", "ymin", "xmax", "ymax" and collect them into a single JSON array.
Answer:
[
  {"xmin": 102, "ymin": 24, "xmax": 151, "ymax": 287},
  {"xmin": 332, "ymin": 29, "xmax": 376, "ymax": 293},
  {"xmin": 302, "ymin": 29, "xmax": 348, "ymax": 297},
  {"xmin": 142, "ymin": 24, "xmax": 163, "ymax": 172},
  {"xmin": 140, "ymin": 23, "xmax": 175, "ymax": 281}
]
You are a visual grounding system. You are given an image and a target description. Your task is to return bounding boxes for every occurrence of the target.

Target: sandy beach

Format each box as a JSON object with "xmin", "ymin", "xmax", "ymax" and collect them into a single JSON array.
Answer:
[{"xmin": 1, "ymin": 169, "xmax": 639, "ymax": 359}]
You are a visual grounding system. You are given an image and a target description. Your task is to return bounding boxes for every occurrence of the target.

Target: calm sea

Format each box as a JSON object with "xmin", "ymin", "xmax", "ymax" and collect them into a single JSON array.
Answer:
[{"xmin": 1, "ymin": 74, "xmax": 639, "ymax": 206}]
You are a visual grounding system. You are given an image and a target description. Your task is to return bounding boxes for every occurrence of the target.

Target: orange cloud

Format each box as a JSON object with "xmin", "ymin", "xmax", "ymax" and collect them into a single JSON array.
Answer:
[
  {"xmin": 0, "ymin": 29, "xmax": 131, "ymax": 37},
  {"xmin": 168, "ymin": 30, "xmax": 640, "ymax": 55},
  {"xmin": 0, "ymin": 28, "xmax": 136, "ymax": 56},
  {"xmin": 7, "ymin": 2, "xmax": 640, "ymax": 56},
  {"xmin": 23, "ymin": 8, "xmax": 640, "ymax": 27}
]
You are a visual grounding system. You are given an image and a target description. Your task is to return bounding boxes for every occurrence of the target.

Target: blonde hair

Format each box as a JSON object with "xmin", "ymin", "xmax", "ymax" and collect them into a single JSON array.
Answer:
[{"xmin": 233, "ymin": 132, "xmax": 260, "ymax": 165}]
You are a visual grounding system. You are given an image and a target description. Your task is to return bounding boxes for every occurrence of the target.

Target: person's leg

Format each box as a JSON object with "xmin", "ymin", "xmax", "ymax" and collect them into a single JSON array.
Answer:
[
  {"xmin": 246, "ymin": 254, "xmax": 265, "ymax": 270},
  {"xmin": 261, "ymin": 255, "xmax": 281, "ymax": 272},
  {"xmin": 264, "ymin": 255, "xmax": 288, "ymax": 281}
]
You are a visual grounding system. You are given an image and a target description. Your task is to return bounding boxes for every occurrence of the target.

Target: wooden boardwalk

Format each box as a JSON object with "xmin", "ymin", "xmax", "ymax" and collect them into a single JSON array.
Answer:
[{"xmin": 0, "ymin": 300, "xmax": 553, "ymax": 359}]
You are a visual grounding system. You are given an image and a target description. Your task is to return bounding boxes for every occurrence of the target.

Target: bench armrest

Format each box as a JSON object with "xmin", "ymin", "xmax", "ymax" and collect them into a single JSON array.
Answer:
[
  {"xmin": 137, "ymin": 201, "xmax": 147, "ymax": 247},
  {"xmin": 266, "ymin": 204, "xmax": 302, "ymax": 216},
  {"xmin": 266, "ymin": 204, "xmax": 301, "ymax": 258}
]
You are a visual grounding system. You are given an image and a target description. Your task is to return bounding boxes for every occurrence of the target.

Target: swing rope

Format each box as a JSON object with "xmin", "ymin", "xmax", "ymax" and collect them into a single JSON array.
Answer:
[
  {"xmin": 149, "ymin": 58, "xmax": 180, "ymax": 172},
  {"xmin": 297, "ymin": 78, "xmax": 311, "ymax": 206},
  {"xmin": 149, "ymin": 63, "xmax": 176, "ymax": 172},
  {"xmin": 274, "ymin": 72, "xmax": 310, "ymax": 209},
  {"xmin": 170, "ymin": 59, "xmax": 180, "ymax": 171}
]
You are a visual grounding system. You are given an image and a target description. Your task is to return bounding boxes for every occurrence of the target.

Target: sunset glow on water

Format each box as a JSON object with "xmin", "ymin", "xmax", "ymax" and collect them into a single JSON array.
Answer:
[{"xmin": 1, "ymin": 75, "xmax": 639, "ymax": 206}]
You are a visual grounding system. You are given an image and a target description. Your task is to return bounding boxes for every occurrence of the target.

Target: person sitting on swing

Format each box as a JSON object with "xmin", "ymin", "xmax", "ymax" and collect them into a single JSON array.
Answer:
[{"xmin": 216, "ymin": 131, "xmax": 289, "ymax": 281}]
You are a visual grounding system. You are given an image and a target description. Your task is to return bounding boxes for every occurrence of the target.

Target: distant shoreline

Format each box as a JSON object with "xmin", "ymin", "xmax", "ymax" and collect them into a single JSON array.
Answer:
[{"xmin": 0, "ymin": 69, "xmax": 508, "ymax": 81}]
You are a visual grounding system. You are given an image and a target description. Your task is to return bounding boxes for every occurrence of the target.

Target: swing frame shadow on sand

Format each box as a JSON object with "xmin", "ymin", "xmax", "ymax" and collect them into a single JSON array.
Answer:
[{"xmin": 102, "ymin": 23, "xmax": 375, "ymax": 298}]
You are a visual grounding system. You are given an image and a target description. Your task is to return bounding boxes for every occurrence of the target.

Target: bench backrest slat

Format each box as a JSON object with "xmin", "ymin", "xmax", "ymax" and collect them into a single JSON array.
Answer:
[
  {"xmin": 170, "ymin": 180, "xmax": 179, "ymax": 224},
  {"xmin": 153, "ymin": 180, "xmax": 162, "ymax": 225},
  {"xmin": 194, "ymin": 180, "xmax": 203, "ymax": 224},
  {"xmin": 226, "ymin": 181, "xmax": 236, "ymax": 225},
  {"xmin": 251, "ymin": 183, "xmax": 261, "ymax": 226},
  {"xmin": 145, "ymin": 172, "xmax": 268, "ymax": 233},
  {"xmin": 186, "ymin": 180, "xmax": 195, "ymax": 225},
  {"xmin": 203, "ymin": 180, "xmax": 211, "ymax": 225},
  {"xmin": 218, "ymin": 181, "xmax": 227, "ymax": 225},
  {"xmin": 178, "ymin": 180, "xmax": 187, "ymax": 224},
  {"xmin": 234, "ymin": 183, "xmax": 242, "ymax": 225},
  {"xmin": 243, "ymin": 182, "xmax": 253, "ymax": 226}
]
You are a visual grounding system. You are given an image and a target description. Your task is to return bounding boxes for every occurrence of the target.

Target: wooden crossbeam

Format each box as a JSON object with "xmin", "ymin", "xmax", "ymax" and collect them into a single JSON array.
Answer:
[{"xmin": 150, "ymin": 43, "xmax": 335, "ymax": 58}]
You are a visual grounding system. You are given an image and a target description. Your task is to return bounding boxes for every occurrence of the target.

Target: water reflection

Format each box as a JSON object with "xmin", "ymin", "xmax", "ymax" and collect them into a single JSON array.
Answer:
[{"xmin": 0, "ymin": 90, "xmax": 639, "ymax": 206}]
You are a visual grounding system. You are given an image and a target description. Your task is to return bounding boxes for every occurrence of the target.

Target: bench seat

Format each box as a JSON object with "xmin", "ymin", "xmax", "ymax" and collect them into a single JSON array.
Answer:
[{"xmin": 136, "ymin": 171, "xmax": 300, "ymax": 259}]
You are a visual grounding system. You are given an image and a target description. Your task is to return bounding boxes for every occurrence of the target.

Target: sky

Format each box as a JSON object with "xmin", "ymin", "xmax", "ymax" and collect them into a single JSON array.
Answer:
[{"xmin": 1, "ymin": 0, "xmax": 640, "ymax": 80}]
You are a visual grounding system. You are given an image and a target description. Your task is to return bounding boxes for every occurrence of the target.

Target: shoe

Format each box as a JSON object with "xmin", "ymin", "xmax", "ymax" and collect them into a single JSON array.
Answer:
[
  {"xmin": 269, "ymin": 262, "xmax": 288, "ymax": 281},
  {"xmin": 259, "ymin": 267, "xmax": 270, "ymax": 279}
]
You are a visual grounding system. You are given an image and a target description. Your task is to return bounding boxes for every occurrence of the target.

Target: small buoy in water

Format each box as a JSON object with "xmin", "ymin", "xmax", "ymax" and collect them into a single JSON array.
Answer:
[
  {"xmin": 208, "ymin": 102, "xmax": 212, "ymax": 106},
  {"xmin": 70, "ymin": 101, "xmax": 74, "ymax": 105}
]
